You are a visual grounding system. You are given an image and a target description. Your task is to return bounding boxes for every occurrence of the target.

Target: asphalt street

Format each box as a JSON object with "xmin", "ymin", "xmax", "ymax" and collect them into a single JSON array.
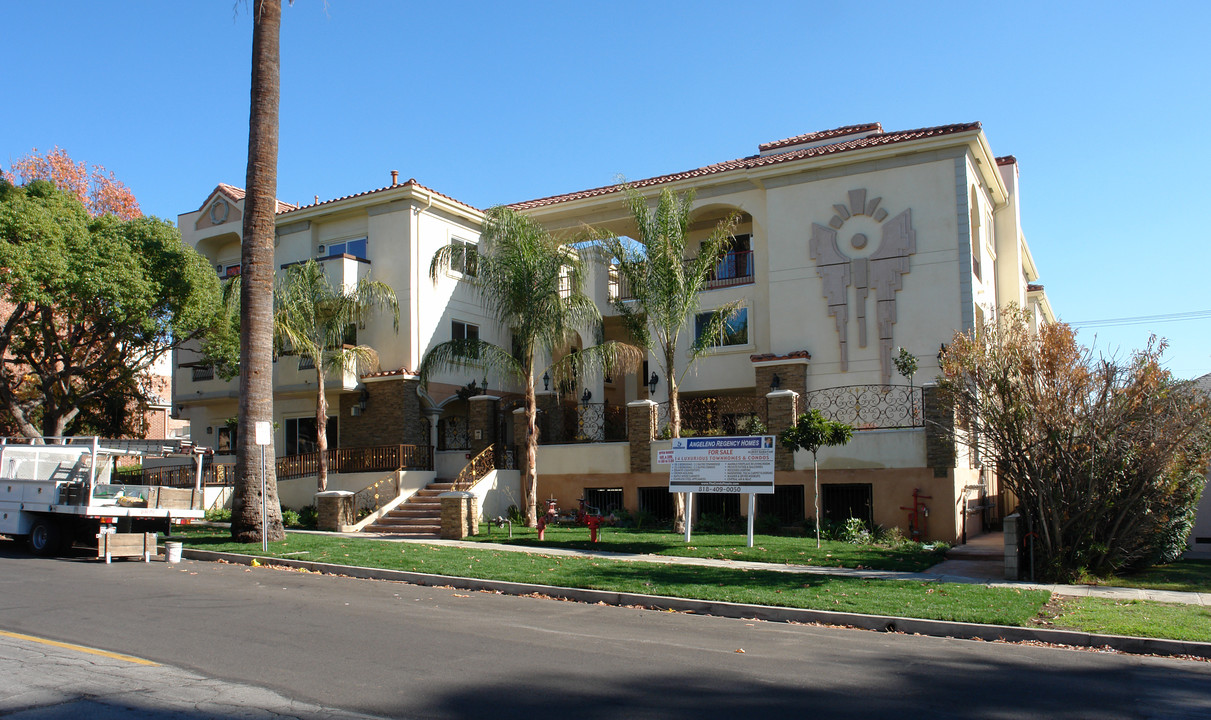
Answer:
[{"xmin": 1, "ymin": 541, "xmax": 1209, "ymax": 720}]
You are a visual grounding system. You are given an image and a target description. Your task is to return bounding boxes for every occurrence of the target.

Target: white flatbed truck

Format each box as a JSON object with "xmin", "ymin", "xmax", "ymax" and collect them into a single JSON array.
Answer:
[{"xmin": 0, "ymin": 437, "xmax": 209, "ymax": 559}]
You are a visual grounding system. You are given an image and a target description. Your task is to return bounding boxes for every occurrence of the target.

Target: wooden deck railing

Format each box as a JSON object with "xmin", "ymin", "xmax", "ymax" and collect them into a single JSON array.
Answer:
[{"xmin": 134, "ymin": 444, "xmax": 433, "ymax": 487}]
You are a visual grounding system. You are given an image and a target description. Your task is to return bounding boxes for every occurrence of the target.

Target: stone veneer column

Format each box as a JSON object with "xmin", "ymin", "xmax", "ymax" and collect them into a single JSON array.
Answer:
[
  {"xmin": 627, "ymin": 400, "xmax": 657, "ymax": 473},
  {"xmin": 440, "ymin": 491, "xmax": 477, "ymax": 539},
  {"xmin": 765, "ymin": 390, "xmax": 798, "ymax": 471},
  {"xmin": 751, "ymin": 353, "xmax": 811, "ymax": 400},
  {"xmin": 468, "ymin": 394, "xmax": 500, "ymax": 457},
  {"xmin": 923, "ymin": 383, "xmax": 956, "ymax": 474}
]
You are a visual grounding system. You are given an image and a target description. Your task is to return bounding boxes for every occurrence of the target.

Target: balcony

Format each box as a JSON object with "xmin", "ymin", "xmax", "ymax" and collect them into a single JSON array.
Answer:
[{"xmin": 608, "ymin": 250, "xmax": 754, "ymax": 301}]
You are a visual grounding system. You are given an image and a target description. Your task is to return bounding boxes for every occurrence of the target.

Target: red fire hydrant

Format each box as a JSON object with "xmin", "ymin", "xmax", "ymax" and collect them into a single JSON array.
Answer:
[{"xmin": 536, "ymin": 498, "xmax": 559, "ymax": 540}]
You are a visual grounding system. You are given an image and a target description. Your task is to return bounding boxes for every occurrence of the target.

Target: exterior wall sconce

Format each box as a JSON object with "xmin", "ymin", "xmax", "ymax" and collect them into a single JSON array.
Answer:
[
  {"xmin": 937, "ymin": 343, "xmax": 948, "ymax": 362},
  {"xmin": 647, "ymin": 372, "xmax": 660, "ymax": 394},
  {"xmin": 581, "ymin": 388, "xmax": 592, "ymax": 403},
  {"xmin": 542, "ymin": 371, "xmax": 550, "ymax": 391},
  {"xmin": 358, "ymin": 389, "xmax": 369, "ymax": 411},
  {"xmin": 770, "ymin": 373, "xmax": 781, "ymax": 391},
  {"xmin": 206, "ymin": 426, "xmax": 213, "ymax": 434},
  {"xmin": 482, "ymin": 376, "xmax": 488, "ymax": 393}
]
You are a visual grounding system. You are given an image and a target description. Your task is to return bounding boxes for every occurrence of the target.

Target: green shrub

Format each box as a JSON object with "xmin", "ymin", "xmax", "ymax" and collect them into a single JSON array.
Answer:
[
  {"xmin": 281, "ymin": 509, "xmax": 302, "ymax": 528},
  {"xmin": 840, "ymin": 517, "xmax": 872, "ymax": 544},
  {"xmin": 205, "ymin": 507, "xmax": 232, "ymax": 523},
  {"xmin": 506, "ymin": 504, "xmax": 524, "ymax": 525},
  {"xmin": 297, "ymin": 505, "xmax": 319, "ymax": 530},
  {"xmin": 754, "ymin": 513, "xmax": 783, "ymax": 535}
]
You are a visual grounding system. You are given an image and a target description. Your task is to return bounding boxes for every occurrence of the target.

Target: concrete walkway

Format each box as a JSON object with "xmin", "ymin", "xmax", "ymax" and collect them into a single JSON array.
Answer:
[{"xmin": 345, "ymin": 530, "xmax": 1211, "ymax": 607}]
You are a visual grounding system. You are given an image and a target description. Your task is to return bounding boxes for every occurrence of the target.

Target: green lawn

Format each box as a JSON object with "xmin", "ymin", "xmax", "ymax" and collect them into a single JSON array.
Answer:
[
  {"xmin": 177, "ymin": 527, "xmax": 1046, "ymax": 626},
  {"xmin": 1094, "ymin": 560, "xmax": 1211, "ymax": 594},
  {"xmin": 469, "ymin": 523, "xmax": 948, "ymax": 572},
  {"xmin": 1047, "ymin": 597, "xmax": 1211, "ymax": 644}
]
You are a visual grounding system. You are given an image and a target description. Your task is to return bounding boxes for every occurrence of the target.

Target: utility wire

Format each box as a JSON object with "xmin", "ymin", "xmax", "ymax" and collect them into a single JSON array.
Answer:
[{"xmin": 1067, "ymin": 309, "xmax": 1211, "ymax": 329}]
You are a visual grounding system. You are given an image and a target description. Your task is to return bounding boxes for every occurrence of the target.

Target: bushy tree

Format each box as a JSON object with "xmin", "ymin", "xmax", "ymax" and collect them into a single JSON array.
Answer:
[
  {"xmin": 779, "ymin": 409, "xmax": 853, "ymax": 548},
  {"xmin": 0, "ymin": 179, "xmax": 222, "ymax": 437},
  {"xmin": 598, "ymin": 186, "xmax": 742, "ymax": 532},
  {"xmin": 3, "ymin": 146, "xmax": 140, "ymax": 220},
  {"xmin": 940, "ymin": 308, "xmax": 1211, "ymax": 581}
]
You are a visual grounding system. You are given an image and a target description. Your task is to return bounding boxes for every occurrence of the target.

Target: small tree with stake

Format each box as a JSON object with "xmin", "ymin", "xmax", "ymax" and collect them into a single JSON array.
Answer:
[{"xmin": 779, "ymin": 409, "xmax": 853, "ymax": 548}]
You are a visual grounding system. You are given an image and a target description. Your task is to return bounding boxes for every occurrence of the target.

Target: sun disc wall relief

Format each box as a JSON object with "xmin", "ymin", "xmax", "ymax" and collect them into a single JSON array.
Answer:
[{"xmin": 809, "ymin": 189, "xmax": 916, "ymax": 385}]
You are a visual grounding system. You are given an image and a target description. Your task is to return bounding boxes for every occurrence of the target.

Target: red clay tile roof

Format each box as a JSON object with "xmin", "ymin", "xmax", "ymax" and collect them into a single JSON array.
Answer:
[
  {"xmin": 758, "ymin": 123, "xmax": 883, "ymax": 152},
  {"xmin": 996, "ymin": 155, "xmax": 1017, "ymax": 166},
  {"xmin": 750, "ymin": 350, "xmax": 812, "ymax": 363},
  {"xmin": 278, "ymin": 178, "xmax": 481, "ymax": 216},
  {"xmin": 203, "ymin": 183, "xmax": 297, "ymax": 214},
  {"xmin": 1027, "ymin": 283, "xmax": 1044, "ymax": 293},
  {"xmin": 509, "ymin": 122, "xmax": 983, "ymax": 211}
]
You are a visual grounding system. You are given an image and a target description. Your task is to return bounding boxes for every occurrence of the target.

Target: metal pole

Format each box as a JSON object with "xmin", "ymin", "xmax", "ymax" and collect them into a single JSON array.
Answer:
[
  {"xmin": 260, "ymin": 444, "xmax": 267, "ymax": 553},
  {"xmin": 746, "ymin": 494, "xmax": 755, "ymax": 548},
  {"xmin": 684, "ymin": 492, "xmax": 693, "ymax": 543}
]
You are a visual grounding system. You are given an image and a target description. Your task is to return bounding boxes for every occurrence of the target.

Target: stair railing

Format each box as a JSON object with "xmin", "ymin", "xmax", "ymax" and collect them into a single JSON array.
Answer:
[
  {"xmin": 352, "ymin": 471, "xmax": 403, "ymax": 520},
  {"xmin": 453, "ymin": 444, "xmax": 498, "ymax": 491}
]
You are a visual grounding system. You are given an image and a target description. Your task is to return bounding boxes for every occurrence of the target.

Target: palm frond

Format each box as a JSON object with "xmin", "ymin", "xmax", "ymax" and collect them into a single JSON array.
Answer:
[{"xmin": 418, "ymin": 338, "xmax": 524, "ymax": 387}]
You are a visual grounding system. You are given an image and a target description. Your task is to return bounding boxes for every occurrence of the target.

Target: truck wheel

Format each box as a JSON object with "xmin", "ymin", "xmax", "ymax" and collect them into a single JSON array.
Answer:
[{"xmin": 28, "ymin": 519, "xmax": 62, "ymax": 557}]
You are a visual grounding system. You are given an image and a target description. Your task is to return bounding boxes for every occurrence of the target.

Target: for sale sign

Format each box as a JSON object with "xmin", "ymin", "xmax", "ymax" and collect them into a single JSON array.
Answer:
[{"xmin": 669, "ymin": 436, "xmax": 775, "ymax": 494}]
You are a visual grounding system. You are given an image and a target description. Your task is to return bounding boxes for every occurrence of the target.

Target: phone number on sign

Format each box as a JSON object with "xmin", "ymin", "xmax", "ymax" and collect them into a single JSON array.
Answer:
[{"xmin": 697, "ymin": 485, "xmax": 741, "ymax": 493}]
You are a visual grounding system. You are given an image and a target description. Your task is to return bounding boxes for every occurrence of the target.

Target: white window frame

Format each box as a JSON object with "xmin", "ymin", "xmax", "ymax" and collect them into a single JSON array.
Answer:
[{"xmin": 694, "ymin": 307, "xmax": 751, "ymax": 351}]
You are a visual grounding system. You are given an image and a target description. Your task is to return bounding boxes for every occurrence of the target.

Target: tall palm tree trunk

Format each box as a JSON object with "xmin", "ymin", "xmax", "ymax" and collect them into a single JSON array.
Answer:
[
  {"xmin": 523, "ymin": 362, "xmax": 539, "ymax": 527},
  {"xmin": 232, "ymin": 0, "xmax": 285, "ymax": 543},
  {"xmin": 666, "ymin": 347, "xmax": 687, "ymax": 533},
  {"xmin": 315, "ymin": 363, "xmax": 329, "ymax": 492}
]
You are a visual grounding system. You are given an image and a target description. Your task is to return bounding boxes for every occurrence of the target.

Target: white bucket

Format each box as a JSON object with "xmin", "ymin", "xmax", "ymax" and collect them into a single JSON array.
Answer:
[{"xmin": 164, "ymin": 541, "xmax": 183, "ymax": 564}]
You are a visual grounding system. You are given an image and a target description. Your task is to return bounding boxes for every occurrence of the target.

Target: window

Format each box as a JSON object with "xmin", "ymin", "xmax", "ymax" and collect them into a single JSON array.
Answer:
[
  {"xmin": 285, "ymin": 416, "xmax": 338, "ymax": 456},
  {"xmin": 451, "ymin": 239, "xmax": 478, "ymax": 277},
  {"xmin": 695, "ymin": 307, "xmax": 748, "ymax": 348},
  {"xmin": 217, "ymin": 426, "xmax": 236, "ymax": 453},
  {"xmin": 969, "ymin": 188, "xmax": 981, "ymax": 281},
  {"xmin": 452, "ymin": 320, "xmax": 479, "ymax": 358},
  {"xmin": 321, "ymin": 237, "xmax": 368, "ymax": 259},
  {"xmin": 216, "ymin": 264, "xmax": 240, "ymax": 279}
]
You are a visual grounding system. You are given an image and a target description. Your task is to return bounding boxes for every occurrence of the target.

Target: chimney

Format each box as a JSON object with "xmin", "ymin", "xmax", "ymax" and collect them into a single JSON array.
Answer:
[{"xmin": 390, "ymin": 170, "xmax": 399, "ymax": 186}]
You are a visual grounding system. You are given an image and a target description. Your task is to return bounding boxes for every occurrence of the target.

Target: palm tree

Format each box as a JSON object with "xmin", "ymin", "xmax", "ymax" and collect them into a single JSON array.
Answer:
[
  {"xmin": 274, "ymin": 260, "xmax": 399, "ymax": 491},
  {"xmin": 420, "ymin": 206, "xmax": 639, "ymax": 526},
  {"xmin": 598, "ymin": 186, "xmax": 742, "ymax": 533},
  {"xmin": 233, "ymin": 0, "xmax": 284, "ymax": 543}
]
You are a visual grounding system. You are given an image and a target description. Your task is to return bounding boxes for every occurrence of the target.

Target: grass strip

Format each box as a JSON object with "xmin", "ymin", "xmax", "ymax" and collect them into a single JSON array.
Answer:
[
  {"xmin": 178, "ymin": 527, "xmax": 1046, "ymax": 626},
  {"xmin": 1047, "ymin": 597, "xmax": 1211, "ymax": 643},
  {"xmin": 1093, "ymin": 560, "xmax": 1211, "ymax": 594},
  {"xmin": 469, "ymin": 524, "xmax": 948, "ymax": 572}
]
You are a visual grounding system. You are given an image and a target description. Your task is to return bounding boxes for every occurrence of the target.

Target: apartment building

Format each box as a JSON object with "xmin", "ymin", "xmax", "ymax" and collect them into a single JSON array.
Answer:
[{"xmin": 176, "ymin": 122, "xmax": 1053, "ymax": 541}]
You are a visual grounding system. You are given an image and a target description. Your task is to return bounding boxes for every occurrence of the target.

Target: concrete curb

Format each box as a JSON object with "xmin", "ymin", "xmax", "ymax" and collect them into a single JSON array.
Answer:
[{"xmin": 181, "ymin": 548, "xmax": 1211, "ymax": 661}]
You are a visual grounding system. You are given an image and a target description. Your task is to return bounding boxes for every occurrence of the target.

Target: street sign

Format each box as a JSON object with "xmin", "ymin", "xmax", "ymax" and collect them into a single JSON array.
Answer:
[
  {"xmin": 669, "ymin": 436, "xmax": 775, "ymax": 494},
  {"xmin": 254, "ymin": 421, "xmax": 272, "ymax": 446}
]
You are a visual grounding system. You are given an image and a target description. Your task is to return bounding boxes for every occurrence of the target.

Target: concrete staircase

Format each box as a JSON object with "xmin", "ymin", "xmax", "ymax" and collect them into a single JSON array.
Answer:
[{"xmin": 362, "ymin": 480, "xmax": 456, "ymax": 538}]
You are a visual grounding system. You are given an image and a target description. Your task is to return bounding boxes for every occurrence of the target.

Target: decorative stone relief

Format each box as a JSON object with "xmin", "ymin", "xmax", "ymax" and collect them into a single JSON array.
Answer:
[{"xmin": 809, "ymin": 188, "xmax": 916, "ymax": 384}]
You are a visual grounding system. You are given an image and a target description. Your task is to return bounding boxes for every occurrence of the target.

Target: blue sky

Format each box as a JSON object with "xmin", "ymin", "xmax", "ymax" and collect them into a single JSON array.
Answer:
[{"xmin": 3, "ymin": 1, "xmax": 1208, "ymax": 377}]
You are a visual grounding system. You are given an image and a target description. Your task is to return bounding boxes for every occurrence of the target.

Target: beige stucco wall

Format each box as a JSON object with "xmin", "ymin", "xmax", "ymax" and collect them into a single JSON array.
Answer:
[
  {"xmin": 469, "ymin": 469, "xmax": 522, "ymax": 520},
  {"xmin": 536, "ymin": 442, "xmax": 630, "ymax": 475},
  {"xmin": 812, "ymin": 428, "xmax": 926, "ymax": 469}
]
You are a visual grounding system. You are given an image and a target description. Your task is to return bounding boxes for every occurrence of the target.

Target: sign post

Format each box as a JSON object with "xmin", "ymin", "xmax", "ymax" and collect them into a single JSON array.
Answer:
[
  {"xmin": 254, "ymin": 421, "xmax": 272, "ymax": 552},
  {"xmin": 669, "ymin": 436, "xmax": 776, "ymax": 547}
]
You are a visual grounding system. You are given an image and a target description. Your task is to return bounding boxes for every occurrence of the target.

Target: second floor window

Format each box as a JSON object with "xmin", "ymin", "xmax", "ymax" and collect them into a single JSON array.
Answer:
[
  {"xmin": 320, "ymin": 237, "xmax": 368, "ymax": 259},
  {"xmin": 451, "ymin": 239, "xmax": 478, "ymax": 277},
  {"xmin": 452, "ymin": 320, "xmax": 479, "ymax": 357},
  {"xmin": 695, "ymin": 308, "xmax": 749, "ymax": 348}
]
